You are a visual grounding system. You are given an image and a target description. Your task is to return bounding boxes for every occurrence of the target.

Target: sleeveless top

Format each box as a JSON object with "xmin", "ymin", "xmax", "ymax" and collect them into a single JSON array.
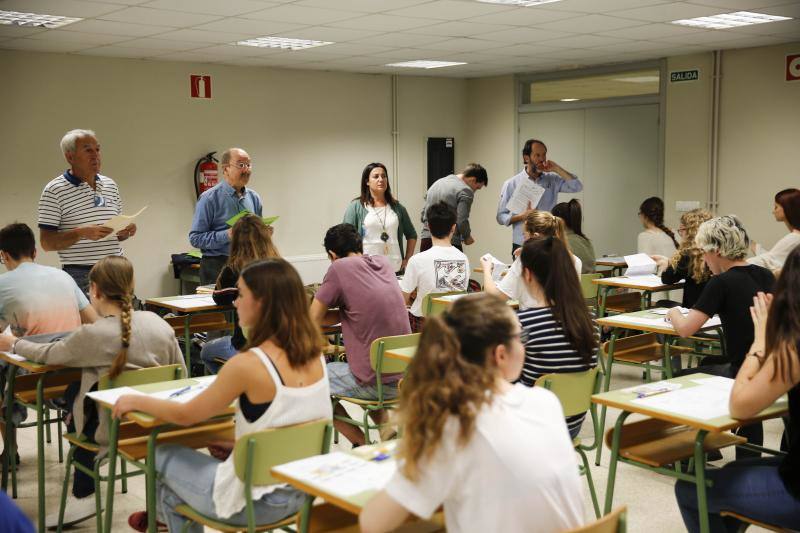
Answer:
[
  {"xmin": 212, "ymin": 348, "xmax": 332, "ymax": 519},
  {"xmin": 780, "ymin": 382, "xmax": 800, "ymax": 500}
]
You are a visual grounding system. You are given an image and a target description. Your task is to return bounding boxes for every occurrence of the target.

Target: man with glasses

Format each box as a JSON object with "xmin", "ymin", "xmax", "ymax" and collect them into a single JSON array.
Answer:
[{"xmin": 189, "ymin": 147, "xmax": 263, "ymax": 284}]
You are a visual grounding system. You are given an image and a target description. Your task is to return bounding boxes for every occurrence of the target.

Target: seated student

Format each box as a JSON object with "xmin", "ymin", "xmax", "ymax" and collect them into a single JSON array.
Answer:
[
  {"xmin": 0, "ymin": 222, "xmax": 98, "ymax": 465},
  {"xmin": 517, "ymin": 237, "xmax": 599, "ymax": 439},
  {"xmin": 201, "ymin": 214, "xmax": 280, "ymax": 373},
  {"xmin": 116, "ymin": 259, "xmax": 332, "ymax": 533},
  {"xmin": 399, "ymin": 202, "xmax": 469, "ymax": 333},
  {"xmin": 0, "ymin": 256, "xmax": 185, "ymax": 528},
  {"xmin": 482, "ymin": 210, "xmax": 581, "ymax": 310},
  {"xmin": 652, "ymin": 208, "xmax": 714, "ymax": 308},
  {"xmin": 675, "ymin": 249, "xmax": 800, "ymax": 532},
  {"xmin": 309, "ymin": 224, "xmax": 411, "ymax": 446},
  {"xmin": 359, "ymin": 293, "xmax": 584, "ymax": 533},
  {"xmin": 638, "ymin": 196, "xmax": 678, "ymax": 258},
  {"xmin": 668, "ymin": 215, "xmax": 774, "ymax": 459},
  {"xmin": 553, "ymin": 199, "xmax": 595, "ymax": 273},
  {"xmin": 748, "ymin": 188, "xmax": 800, "ymax": 273}
]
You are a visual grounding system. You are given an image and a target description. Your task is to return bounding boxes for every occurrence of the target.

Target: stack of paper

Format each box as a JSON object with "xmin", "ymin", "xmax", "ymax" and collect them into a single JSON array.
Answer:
[
  {"xmin": 273, "ymin": 451, "xmax": 397, "ymax": 497},
  {"xmin": 623, "ymin": 253, "xmax": 657, "ymax": 277}
]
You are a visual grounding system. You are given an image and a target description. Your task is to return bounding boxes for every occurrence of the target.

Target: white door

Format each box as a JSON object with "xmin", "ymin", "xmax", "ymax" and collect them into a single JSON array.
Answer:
[{"xmin": 518, "ymin": 104, "xmax": 660, "ymax": 257}]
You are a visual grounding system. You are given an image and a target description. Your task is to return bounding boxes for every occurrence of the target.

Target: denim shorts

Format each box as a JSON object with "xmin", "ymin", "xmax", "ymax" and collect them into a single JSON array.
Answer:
[{"xmin": 327, "ymin": 362, "xmax": 398, "ymax": 401}]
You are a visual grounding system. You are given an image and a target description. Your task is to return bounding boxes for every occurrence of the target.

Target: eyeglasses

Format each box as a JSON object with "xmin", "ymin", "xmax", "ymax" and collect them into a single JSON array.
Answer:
[{"xmin": 227, "ymin": 162, "xmax": 252, "ymax": 170}]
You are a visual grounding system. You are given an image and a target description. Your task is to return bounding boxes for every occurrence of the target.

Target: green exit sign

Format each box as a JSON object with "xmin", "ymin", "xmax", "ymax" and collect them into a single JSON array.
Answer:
[{"xmin": 670, "ymin": 69, "xmax": 700, "ymax": 83}]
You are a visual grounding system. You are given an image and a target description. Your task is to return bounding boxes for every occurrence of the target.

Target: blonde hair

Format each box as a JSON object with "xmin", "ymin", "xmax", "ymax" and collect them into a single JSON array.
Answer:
[
  {"xmin": 524, "ymin": 210, "xmax": 571, "ymax": 253},
  {"xmin": 89, "ymin": 256, "xmax": 134, "ymax": 379},
  {"xmin": 670, "ymin": 209, "xmax": 713, "ymax": 283},
  {"xmin": 695, "ymin": 215, "xmax": 750, "ymax": 260},
  {"xmin": 398, "ymin": 293, "xmax": 514, "ymax": 481},
  {"xmin": 225, "ymin": 215, "xmax": 280, "ymax": 277}
]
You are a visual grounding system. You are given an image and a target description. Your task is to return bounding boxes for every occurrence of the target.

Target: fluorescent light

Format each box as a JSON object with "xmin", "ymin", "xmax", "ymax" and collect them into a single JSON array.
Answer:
[
  {"xmin": 235, "ymin": 37, "xmax": 333, "ymax": 50},
  {"xmin": 0, "ymin": 10, "xmax": 82, "ymax": 29},
  {"xmin": 477, "ymin": 0, "xmax": 563, "ymax": 5},
  {"xmin": 613, "ymin": 76, "xmax": 660, "ymax": 83},
  {"xmin": 385, "ymin": 60, "xmax": 467, "ymax": 69},
  {"xmin": 671, "ymin": 11, "xmax": 791, "ymax": 29},
  {"xmin": 560, "ymin": 98, "xmax": 580, "ymax": 102}
]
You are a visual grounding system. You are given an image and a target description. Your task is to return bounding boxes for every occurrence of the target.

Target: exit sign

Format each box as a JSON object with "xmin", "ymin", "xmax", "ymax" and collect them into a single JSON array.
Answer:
[{"xmin": 670, "ymin": 69, "xmax": 699, "ymax": 83}]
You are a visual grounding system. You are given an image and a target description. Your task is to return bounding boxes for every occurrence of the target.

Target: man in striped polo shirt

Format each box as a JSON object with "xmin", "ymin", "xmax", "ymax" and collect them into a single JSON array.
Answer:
[{"xmin": 38, "ymin": 129, "xmax": 136, "ymax": 293}]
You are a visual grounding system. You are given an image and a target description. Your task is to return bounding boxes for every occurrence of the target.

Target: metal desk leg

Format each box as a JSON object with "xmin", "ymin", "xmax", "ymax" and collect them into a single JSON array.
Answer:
[
  {"xmin": 103, "ymin": 418, "xmax": 121, "ymax": 533},
  {"xmin": 2, "ymin": 364, "xmax": 16, "ymax": 492},
  {"xmin": 146, "ymin": 429, "xmax": 162, "ymax": 533},
  {"xmin": 36, "ymin": 377, "xmax": 46, "ymax": 533},
  {"xmin": 598, "ymin": 286, "xmax": 609, "ymax": 318},
  {"xmin": 663, "ymin": 340, "xmax": 674, "ymax": 380},
  {"xmin": 604, "ymin": 411, "xmax": 631, "ymax": 514},
  {"xmin": 596, "ymin": 330, "xmax": 618, "ymax": 466},
  {"xmin": 184, "ymin": 315, "xmax": 192, "ymax": 376},
  {"xmin": 694, "ymin": 430, "xmax": 710, "ymax": 533}
]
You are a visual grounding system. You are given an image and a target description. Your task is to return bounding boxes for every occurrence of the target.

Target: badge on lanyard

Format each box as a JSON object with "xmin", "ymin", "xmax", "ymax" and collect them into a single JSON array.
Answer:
[{"xmin": 94, "ymin": 195, "xmax": 106, "ymax": 207}]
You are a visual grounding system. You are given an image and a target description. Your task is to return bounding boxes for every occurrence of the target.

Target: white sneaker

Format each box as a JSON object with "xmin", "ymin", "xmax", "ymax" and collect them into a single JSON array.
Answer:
[{"xmin": 45, "ymin": 494, "xmax": 103, "ymax": 530}]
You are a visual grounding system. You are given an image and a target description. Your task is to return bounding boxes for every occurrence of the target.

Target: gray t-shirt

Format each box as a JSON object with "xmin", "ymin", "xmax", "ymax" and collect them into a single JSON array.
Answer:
[{"xmin": 420, "ymin": 175, "xmax": 474, "ymax": 245}]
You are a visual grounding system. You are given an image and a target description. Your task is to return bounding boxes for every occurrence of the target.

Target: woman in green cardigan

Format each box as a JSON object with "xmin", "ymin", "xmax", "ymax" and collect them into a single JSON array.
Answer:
[{"xmin": 343, "ymin": 162, "xmax": 417, "ymax": 273}]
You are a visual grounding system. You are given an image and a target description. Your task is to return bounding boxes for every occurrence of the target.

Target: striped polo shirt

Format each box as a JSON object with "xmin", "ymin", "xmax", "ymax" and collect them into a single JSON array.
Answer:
[
  {"xmin": 517, "ymin": 306, "xmax": 599, "ymax": 436},
  {"xmin": 38, "ymin": 171, "xmax": 123, "ymax": 265}
]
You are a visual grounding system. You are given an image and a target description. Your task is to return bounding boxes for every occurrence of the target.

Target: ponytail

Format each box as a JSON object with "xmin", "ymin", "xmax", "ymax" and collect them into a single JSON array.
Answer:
[{"xmin": 552, "ymin": 199, "xmax": 587, "ymax": 240}]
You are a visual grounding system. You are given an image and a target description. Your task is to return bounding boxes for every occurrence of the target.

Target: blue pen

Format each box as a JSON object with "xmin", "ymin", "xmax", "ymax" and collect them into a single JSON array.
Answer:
[
  {"xmin": 168, "ymin": 385, "xmax": 192, "ymax": 398},
  {"xmin": 372, "ymin": 453, "xmax": 390, "ymax": 462}
]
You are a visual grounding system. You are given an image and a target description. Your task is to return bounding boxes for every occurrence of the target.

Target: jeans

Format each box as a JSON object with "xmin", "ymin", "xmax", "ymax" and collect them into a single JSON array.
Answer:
[
  {"xmin": 64, "ymin": 381, "xmax": 98, "ymax": 498},
  {"xmin": 199, "ymin": 256, "xmax": 228, "ymax": 285},
  {"xmin": 63, "ymin": 265, "xmax": 92, "ymax": 296},
  {"xmin": 675, "ymin": 456, "xmax": 800, "ymax": 532},
  {"xmin": 200, "ymin": 336, "xmax": 238, "ymax": 374},
  {"xmin": 327, "ymin": 362, "xmax": 398, "ymax": 400},
  {"xmin": 155, "ymin": 444, "xmax": 305, "ymax": 533}
]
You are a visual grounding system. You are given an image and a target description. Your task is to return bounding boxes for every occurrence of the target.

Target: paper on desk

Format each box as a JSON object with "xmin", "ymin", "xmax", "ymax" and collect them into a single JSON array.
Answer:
[
  {"xmin": 86, "ymin": 386, "xmax": 147, "ymax": 406},
  {"xmin": 623, "ymin": 380, "xmax": 682, "ymax": 396},
  {"xmin": 632, "ymin": 385, "xmax": 732, "ymax": 420},
  {"xmin": 623, "ymin": 253, "xmax": 657, "ymax": 277},
  {"xmin": 650, "ymin": 307, "xmax": 690, "ymax": 315},
  {"xmin": 692, "ymin": 376, "xmax": 734, "ymax": 391},
  {"xmin": 159, "ymin": 295, "xmax": 216, "ymax": 308},
  {"xmin": 100, "ymin": 206, "xmax": 148, "ymax": 240},
  {"xmin": 605, "ymin": 275, "xmax": 671, "ymax": 288},
  {"xmin": 272, "ymin": 451, "xmax": 397, "ymax": 497},
  {"xmin": 1, "ymin": 351, "xmax": 25, "ymax": 362},
  {"xmin": 506, "ymin": 179, "xmax": 545, "ymax": 215},
  {"xmin": 481, "ymin": 253, "xmax": 509, "ymax": 282}
]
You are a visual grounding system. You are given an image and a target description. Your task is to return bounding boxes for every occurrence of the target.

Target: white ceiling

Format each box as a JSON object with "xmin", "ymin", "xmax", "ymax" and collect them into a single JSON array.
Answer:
[{"xmin": 1, "ymin": 0, "xmax": 798, "ymax": 77}]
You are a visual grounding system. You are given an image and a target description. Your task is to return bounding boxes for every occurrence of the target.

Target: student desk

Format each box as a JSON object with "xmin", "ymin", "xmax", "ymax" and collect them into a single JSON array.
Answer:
[
  {"xmin": 593, "ymin": 276, "xmax": 683, "ymax": 317},
  {"xmin": 592, "ymin": 373, "xmax": 788, "ymax": 533},
  {"xmin": 0, "ymin": 352, "xmax": 80, "ymax": 532},
  {"xmin": 431, "ymin": 293, "xmax": 519, "ymax": 310},
  {"xmin": 384, "ymin": 346, "xmax": 417, "ymax": 364},
  {"xmin": 145, "ymin": 294, "xmax": 233, "ymax": 374},
  {"xmin": 91, "ymin": 377, "xmax": 235, "ymax": 533},
  {"xmin": 595, "ymin": 256, "xmax": 626, "ymax": 276}
]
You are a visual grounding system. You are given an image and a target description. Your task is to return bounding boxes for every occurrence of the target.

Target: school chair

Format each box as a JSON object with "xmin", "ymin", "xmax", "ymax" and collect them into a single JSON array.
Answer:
[
  {"xmin": 174, "ymin": 419, "xmax": 332, "ymax": 533},
  {"xmin": 535, "ymin": 367, "xmax": 602, "ymax": 518},
  {"xmin": 565, "ymin": 506, "xmax": 627, "ymax": 533},
  {"xmin": 719, "ymin": 511, "xmax": 791, "ymax": 532},
  {"xmin": 580, "ymin": 273, "xmax": 601, "ymax": 301},
  {"xmin": 421, "ymin": 290, "xmax": 466, "ymax": 318},
  {"xmin": 303, "ymin": 502, "xmax": 445, "ymax": 532},
  {"xmin": 331, "ymin": 333, "xmax": 420, "ymax": 445}
]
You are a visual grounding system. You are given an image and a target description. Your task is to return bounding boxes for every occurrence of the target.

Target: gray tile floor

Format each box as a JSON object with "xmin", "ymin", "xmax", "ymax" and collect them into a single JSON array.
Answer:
[{"xmin": 4, "ymin": 362, "xmax": 779, "ymax": 532}]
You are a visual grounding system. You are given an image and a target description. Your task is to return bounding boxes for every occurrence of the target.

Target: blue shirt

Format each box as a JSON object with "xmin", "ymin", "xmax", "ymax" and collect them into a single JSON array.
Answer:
[
  {"xmin": 188, "ymin": 180, "xmax": 262, "ymax": 256},
  {"xmin": 0, "ymin": 490, "xmax": 34, "ymax": 532},
  {"xmin": 496, "ymin": 170, "xmax": 583, "ymax": 245}
]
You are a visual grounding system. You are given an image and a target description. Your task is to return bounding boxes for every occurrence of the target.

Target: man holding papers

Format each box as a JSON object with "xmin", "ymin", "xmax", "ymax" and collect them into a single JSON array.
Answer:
[
  {"xmin": 189, "ymin": 147, "xmax": 263, "ymax": 284},
  {"xmin": 38, "ymin": 129, "xmax": 136, "ymax": 293},
  {"xmin": 496, "ymin": 139, "xmax": 582, "ymax": 255}
]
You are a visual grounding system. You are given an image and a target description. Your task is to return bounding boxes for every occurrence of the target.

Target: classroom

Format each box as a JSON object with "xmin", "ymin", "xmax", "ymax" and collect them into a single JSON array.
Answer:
[{"xmin": 1, "ymin": 0, "xmax": 799, "ymax": 531}]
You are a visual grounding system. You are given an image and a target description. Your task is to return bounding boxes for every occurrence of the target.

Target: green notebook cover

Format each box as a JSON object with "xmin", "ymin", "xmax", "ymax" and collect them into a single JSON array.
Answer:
[{"xmin": 226, "ymin": 210, "xmax": 279, "ymax": 227}]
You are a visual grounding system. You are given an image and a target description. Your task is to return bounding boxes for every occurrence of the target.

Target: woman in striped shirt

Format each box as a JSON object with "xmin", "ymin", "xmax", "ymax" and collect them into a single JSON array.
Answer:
[{"xmin": 516, "ymin": 236, "xmax": 599, "ymax": 438}]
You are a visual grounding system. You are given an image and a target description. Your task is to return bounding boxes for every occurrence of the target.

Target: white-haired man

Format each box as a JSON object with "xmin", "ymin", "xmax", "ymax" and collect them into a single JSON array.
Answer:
[{"xmin": 38, "ymin": 129, "xmax": 136, "ymax": 293}]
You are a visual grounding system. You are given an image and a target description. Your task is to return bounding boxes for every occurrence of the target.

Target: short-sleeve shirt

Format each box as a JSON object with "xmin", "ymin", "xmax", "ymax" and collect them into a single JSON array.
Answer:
[
  {"xmin": 38, "ymin": 172, "xmax": 123, "ymax": 265},
  {"xmin": 399, "ymin": 245, "xmax": 469, "ymax": 317},
  {"xmin": 0, "ymin": 262, "xmax": 88, "ymax": 337},
  {"xmin": 314, "ymin": 255, "xmax": 411, "ymax": 384},
  {"xmin": 693, "ymin": 264, "xmax": 775, "ymax": 371},
  {"xmin": 385, "ymin": 385, "xmax": 584, "ymax": 533},
  {"xmin": 498, "ymin": 254, "xmax": 582, "ymax": 310}
]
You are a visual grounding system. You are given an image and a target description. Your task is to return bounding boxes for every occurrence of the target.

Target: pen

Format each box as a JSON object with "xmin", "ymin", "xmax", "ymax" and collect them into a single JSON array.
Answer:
[
  {"xmin": 168, "ymin": 385, "xmax": 192, "ymax": 398},
  {"xmin": 636, "ymin": 388, "xmax": 672, "ymax": 399}
]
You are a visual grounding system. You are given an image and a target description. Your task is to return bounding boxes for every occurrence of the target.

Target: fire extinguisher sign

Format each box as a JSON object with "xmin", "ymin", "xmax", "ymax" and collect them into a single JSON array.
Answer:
[
  {"xmin": 787, "ymin": 54, "xmax": 800, "ymax": 82},
  {"xmin": 190, "ymin": 74, "xmax": 212, "ymax": 99}
]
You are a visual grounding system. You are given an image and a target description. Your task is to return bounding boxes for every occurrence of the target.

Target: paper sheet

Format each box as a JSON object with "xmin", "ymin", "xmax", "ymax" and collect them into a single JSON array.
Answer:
[
  {"xmin": 604, "ymin": 275, "xmax": 675, "ymax": 288},
  {"xmin": 650, "ymin": 307, "xmax": 690, "ymax": 315},
  {"xmin": 631, "ymin": 384, "xmax": 733, "ymax": 420},
  {"xmin": 100, "ymin": 206, "xmax": 148, "ymax": 240},
  {"xmin": 1, "ymin": 351, "xmax": 26, "ymax": 362},
  {"xmin": 623, "ymin": 380, "xmax": 682, "ymax": 396},
  {"xmin": 603, "ymin": 313, "xmax": 721, "ymax": 331},
  {"xmin": 159, "ymin": 295, "xmax": 217, "ymax": 309},
  {"xmin": 86, "ymin": 376, "xmax": 217, "ymax": 406},
  {"xmin": 481, "ymin": 253, "xmax": 509, "ymax": 282},
  {"xmin": 506, "ymin": 179, "xmax": 545, "ymax": 214},
  {"xmin": 86, "ymin": 386, "xmax": 147, "ymax": 406},
  {"xmin": 272, "ymin": 451, "xmax": 397, "ymax": 497},
  {"xmin": 623, "ymin": 253, "xmax": 657, "ymax": 277}
]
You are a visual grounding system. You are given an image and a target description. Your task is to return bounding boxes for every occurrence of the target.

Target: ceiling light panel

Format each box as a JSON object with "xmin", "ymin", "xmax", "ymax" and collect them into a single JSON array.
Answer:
[
  {"xmin": 671, "ymin": 11, "xmax": 791, "ymax": 30},
  {"xmin": 385, "ymin": 60, "xmax": 467, "ymax": 68},
  {"xmin": 476, "ymin": 0, "xmax": 563, "ymax": 6},
  {"xmin": 0, "ymin": 10, "xmax": 82, "ymax": 29},
  {"xmin": 235, "ymin": 37, "xmax": 334, "ymax": 50}
]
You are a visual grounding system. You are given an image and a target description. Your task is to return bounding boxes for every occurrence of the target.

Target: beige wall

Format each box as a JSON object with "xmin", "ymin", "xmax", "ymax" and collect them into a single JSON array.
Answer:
[{"xmin": 0, "ymin": 50, "xmax": 466, "ymax": 297}]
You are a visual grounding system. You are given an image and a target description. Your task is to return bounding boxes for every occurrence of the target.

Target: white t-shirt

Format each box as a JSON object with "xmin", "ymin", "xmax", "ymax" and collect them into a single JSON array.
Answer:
[
  {"xmin": 385, "ymin": 384, "xmax": 584, "ymax": 533},
  {"xmin": 399, "ymin": 245, "xmax": 470, "ymax": 317},
  {"xmin": 363, "ymin": 204, "xmax": 402, "ymax": 272},
  {"xmin": 498, "ymin": 254, "xmax": 582, "ymax": 310},
  {"xmin": 637, "ymin": 229, "xmax": 678, "ymax": 258}
]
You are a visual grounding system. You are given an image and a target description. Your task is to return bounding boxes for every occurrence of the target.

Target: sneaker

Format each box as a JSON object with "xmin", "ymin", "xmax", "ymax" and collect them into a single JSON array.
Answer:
[
  {"xmin": 45, "ymin": 494, "xmax": 102, "ymax": 530},
  {"xmin": 128, "ymin": 511, "xmax": 168, "ymax": 532}
]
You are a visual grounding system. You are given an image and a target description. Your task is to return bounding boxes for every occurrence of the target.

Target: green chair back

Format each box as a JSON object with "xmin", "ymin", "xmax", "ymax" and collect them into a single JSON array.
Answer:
[
  {"xmin": 421, "ymin": 290, "xmax": 466, "ymax": 317},
  {"xmin": 580, "ymin": 273, "xmax": 601, "ymax": 300},
  {"xmin": 370, "ymin": 333, "xmax": 421, "ymax": 375},
  {"xmin": 233, "ymin": 419, "xmax": 331, "ymax": 485},
  {"xmin": 534, "ymin": 367, "xmax": 600, "ymax": 417},
  {"xmin": 98, "ymin": 364, "xmax": 184, "ymax": 391}
]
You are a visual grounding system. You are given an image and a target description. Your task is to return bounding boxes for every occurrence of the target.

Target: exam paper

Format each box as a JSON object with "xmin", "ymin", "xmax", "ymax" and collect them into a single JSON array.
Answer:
[
  {"xmin": 86, "ymin": 386, "xmax": 147, "ymax": 406},
  {"xmin": 159, "ymin": 295, "xmax": 217, "ymax": 309},
  {"xmin": 623, "ymin": 253, "xmax": 657, "ymax": 277},
  {"xmin": 506, "ymin": 179, "xmax": 545, "ymax": 214},
  {"xmin": 272, "ymin": 451, "xmax": 397, "ymax": 497},
  {"xmin": 482, "ymin": 253, "xmax": 509, "ymax": 282},
  {"xmin": 1, "ymin": 351, "xmax": 26, "ymax": 362},
  {"xmin": 632, "ymin": 385, "xmax": 732, "ymax": 420},
  {"xmin": 101, "ymin": 206, "xmax": 148, "ymax": 240}
]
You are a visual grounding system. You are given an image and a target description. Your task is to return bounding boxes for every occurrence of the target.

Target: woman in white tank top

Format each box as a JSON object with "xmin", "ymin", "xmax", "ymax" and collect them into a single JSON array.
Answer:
[{"xmin": 114, "ymin": 259, "xmax": 332, "ymax": 532}]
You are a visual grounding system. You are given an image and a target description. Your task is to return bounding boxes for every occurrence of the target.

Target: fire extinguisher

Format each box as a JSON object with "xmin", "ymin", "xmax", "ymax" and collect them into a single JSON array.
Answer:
[{"xmin": 194, "ymin": 152, "xmax": 219, "ymax": 198}]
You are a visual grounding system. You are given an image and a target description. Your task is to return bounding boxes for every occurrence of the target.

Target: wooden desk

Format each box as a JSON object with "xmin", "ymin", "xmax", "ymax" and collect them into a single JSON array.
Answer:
[
  {"xmin": 595, "ymin": 257, "xmax": 627, "ymax": 276},
  {"xmin": 384, "ymin": 346, "xmax": 417, "ymax": 363},
  {"xmin": 592, "ymin": 276, "xmax": 682, "ymax": 317},
  {"xmin": 593, "ymin": 373, "xmax": 787, "ymax": 533},
  {"xmin": 431, "ymin": 293, "xmax": 519, "ymax": 310},
  {"xmin": 146, "ymin": 295, "xmax": 233, "ymax": 374},
  {"xmin": 0, "ymin": 352, "xmax": 75, "ymax": 532}
]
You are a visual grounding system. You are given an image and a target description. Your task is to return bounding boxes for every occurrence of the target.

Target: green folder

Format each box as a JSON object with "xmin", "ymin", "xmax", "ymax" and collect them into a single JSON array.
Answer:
[
  {"xmin": 226, "ymin": 210, "xmax": 279, "ymax": 227},
  {"xmin": 187, "ymin": 250, "xmax": 202, "ymax": 259}
]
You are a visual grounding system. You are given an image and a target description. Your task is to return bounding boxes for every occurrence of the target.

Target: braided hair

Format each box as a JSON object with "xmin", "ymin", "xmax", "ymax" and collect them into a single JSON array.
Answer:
[
  {"xmin": 89, "ymin": 256, "xmax": 135, "ymax": 379},
  {"xmin": 639, "ymin": 197, "xmax": 678, "ymax": 248}
]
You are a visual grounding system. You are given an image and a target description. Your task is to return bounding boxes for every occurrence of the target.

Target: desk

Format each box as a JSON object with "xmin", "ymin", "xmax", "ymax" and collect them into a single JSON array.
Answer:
[
  {"xmin": 178, "ymin": 263, "xmax": 200, "ymax": 294},
  {"xmin": 593, "ymin": 373, "xmax": 787, "ymax": 533},
  {"xmin": 593, "ymin": 276, "xmax": 682, "ymax": 317},
  {"xmin": 0, "ymin": 352, "xmax": 78, "ymax": 532},
  {"xmin": 146, "ymin": 295, "xmax": 233, "ymax": 374},
  {"xmin": 431, "ymin": 293, "xmax": 519, "ymax": 310},
  {"xmin": 92, "ymin": 377, "xmax": 235, "ymax": 533},
  {"xmin": 595, "ymin": 257, "xmax": 627, "ymax": 276},
  {"xmin": 384, "ymin": 346, "xmax": 416, "ymax": 363}
]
